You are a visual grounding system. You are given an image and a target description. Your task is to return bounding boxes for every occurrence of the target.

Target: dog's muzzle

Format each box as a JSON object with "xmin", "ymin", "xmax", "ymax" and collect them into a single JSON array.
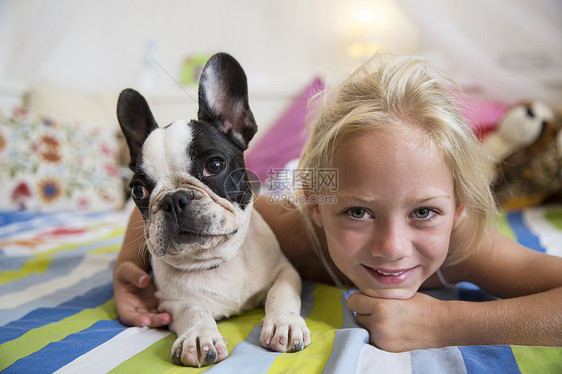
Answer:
[{"xmin": 151, "ymin": 189, "xmax": 238, "ymax": 254}]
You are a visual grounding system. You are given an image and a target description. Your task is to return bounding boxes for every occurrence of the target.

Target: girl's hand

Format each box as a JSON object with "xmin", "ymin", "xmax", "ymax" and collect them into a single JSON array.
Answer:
[
  {"xmin": 347, "ymin": 292, "xmax": 447, "ymax": 352},
  {"xmin": 113, "ymin": 261, "xmax": 172, "ymax": 328}
]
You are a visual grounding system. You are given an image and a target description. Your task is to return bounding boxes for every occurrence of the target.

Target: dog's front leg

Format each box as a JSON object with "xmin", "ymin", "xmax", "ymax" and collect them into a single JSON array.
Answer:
[
  {"xmin": 160, "ymin": 301, "xmax": 228, "ymax": 367},
  {"xmin": 260, "ymin": 262, "xmax": 311, "ymax": 353}
]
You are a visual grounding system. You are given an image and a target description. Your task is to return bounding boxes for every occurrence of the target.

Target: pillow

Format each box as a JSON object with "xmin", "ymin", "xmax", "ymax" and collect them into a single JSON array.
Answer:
[
  {"xmin": 245, "ymin": 77, "xmax": 324, "ymax": 185},
  {"xmin": 23, "ymin": 81, "xmax": 118, "ymax": 131},
  {"xmin": 0, "ymin": 108, "xmax": 124, "ymax": 212},
  {"xmin": 458, "ymin": 95, "xmax": 508, "ymax": 140}
]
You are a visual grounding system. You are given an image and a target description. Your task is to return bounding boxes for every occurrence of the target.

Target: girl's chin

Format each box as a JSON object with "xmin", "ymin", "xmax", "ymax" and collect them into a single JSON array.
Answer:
[{"xmin": 360, "ymin": 286, "xmax": 417, "ymax": 300}]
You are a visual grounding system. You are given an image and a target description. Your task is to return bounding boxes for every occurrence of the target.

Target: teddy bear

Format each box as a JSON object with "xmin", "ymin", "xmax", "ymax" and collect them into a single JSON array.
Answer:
[{"xmin": 483, "ymin": 101, "xmax": 562, "ymax": 209}]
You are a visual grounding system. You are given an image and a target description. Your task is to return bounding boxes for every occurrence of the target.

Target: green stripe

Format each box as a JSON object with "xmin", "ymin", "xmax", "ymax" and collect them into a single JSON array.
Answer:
[
  {"xmin": 91, "ymin": 243, "xmax": 121, "ymax": 255},
  {"xmin": 545, "ymin": 208, "xmax": 562, "ymax": 231},
  {"xmin": 111, "ymin": 308, "xmax": 264, "ymax": 372},
  {"xmin": 0, "ymin": 299, "xmax": 117, "ymax": 371},
  {"xmin": 488, "ymin": 211, "xmax": 516, "ymax": 240},
  {"xmin": 267, "ymin": 283, "xmax": 343, "ymax": 373},
  {"xmin": 0, "ymin": 227, "xmax": 123, "ymax": 285},
  {"xmin": 511, "ymin": 345, "xmax": 562, "ymax": 373},
  {"xmin": 108, "ymin": 334, "xmax": 179, "ymax": 373}
]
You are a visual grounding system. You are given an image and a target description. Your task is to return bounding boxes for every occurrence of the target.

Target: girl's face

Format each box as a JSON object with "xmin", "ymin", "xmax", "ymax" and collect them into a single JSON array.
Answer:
[{"xmin": 308, "ymin": 126, "xmax": 463, "ymax": 299}]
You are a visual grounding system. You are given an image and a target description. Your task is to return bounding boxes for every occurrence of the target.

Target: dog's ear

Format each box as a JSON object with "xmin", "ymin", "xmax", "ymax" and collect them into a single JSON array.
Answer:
[
  {"xmin": 117, "ymin": 88, "xmax": 159, "ymax": 170},
  {"xmin": 198, "ymin": 53, "xmax": 257, "ymax": 150}
]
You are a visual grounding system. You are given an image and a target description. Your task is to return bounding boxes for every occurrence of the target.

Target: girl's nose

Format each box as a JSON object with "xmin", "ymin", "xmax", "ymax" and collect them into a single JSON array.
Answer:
[{"xmin": 371, "ymin": 219, "xmax": 412, "ymax": 261}]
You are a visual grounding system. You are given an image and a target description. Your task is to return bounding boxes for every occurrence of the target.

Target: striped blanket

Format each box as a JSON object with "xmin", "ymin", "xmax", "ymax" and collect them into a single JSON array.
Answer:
[{"xmin": 1, "ymin": 206, "xmax": 561, "ymax": 373}]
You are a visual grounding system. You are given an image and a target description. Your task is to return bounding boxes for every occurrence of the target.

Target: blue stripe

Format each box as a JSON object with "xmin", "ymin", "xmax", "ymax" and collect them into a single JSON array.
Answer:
[
  {"xmin": 457, "ymin": 282, "xmax": 497, "ymax": 302},
  {"xmin": 2, "ymin": 319, "xmax": 125, "ymax": 374},
  {"xmin": 323, "ymin": 329, "xmax": 368, "ymax": 374},
  {"xmin": 0, "ymin": 282, "xmax": 114, "ymax": 344},
  {"xmin": 0, "ymin": 255, "xmax": 85, "ymax": 296},
  {"xmin": 0, "ymin": 235, "xmax": 121, "ymax": 296},
  {"xmin": 411, "ymin": 346, "xmax": 467, "ymax": 374},
  {"xmin": 0, "ymin": 210, "xmax": 108, "ymax": 239},
  {"xmin": 207, "ymin": 325, "xmax": 279, "ymax": 374},
  {"xmin": 459, "ymin": 345, "xmax": 520, "ymax": 374},
  {"xmin": 507, "ymin": 211, "xmax": 545, "ymax": 253},
  {"xmin": 0, "ymin": 267, "xmax": 113, "ymax": 326},
  {"xmin": 300, "ymin": 280, "xmax": 317, "ymax": 319}
]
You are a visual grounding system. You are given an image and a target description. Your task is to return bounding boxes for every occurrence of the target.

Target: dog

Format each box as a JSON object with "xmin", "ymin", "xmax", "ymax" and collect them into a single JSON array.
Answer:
[{"xmin": 117, "ymin": 53, "xmax": 310, "ymax": 367}]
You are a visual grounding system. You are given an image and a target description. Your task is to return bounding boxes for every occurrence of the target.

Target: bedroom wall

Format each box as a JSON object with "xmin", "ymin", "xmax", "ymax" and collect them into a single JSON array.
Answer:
[
  {"xmin": 0, "ymin": 0, "xmax": 560, "ymax": 121},
  {"xmin": 0, "ymin": 0, "xmax": 419, "ymax": 94}
]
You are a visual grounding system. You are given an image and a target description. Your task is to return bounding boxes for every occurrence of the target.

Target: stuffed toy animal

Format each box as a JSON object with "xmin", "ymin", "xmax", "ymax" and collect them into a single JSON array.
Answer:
[{"xmin": 485, "ymin": 101, "xmax": 562, "ymax": 208}]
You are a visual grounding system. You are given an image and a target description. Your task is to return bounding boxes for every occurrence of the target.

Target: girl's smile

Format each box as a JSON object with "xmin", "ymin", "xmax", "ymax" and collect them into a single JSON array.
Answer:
[
  {"xmin": 361, "ymin": 265, "xmax": 419, "ymax": 286},
  {"xmin": 308, "ymin": 124, "xmax": 464, "ymax": 299}
]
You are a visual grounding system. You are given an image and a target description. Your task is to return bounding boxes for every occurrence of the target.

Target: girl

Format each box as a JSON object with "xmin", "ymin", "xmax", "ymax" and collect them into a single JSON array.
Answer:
[{"xmin": 113, "ymin": 55, "xmax": 562, "ymax": 351}]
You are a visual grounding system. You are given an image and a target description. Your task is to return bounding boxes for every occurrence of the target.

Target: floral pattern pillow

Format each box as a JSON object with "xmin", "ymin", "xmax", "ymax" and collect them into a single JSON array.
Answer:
[{"xmin": 0, "ymin": 108, "xmax": 124, "ymax": 212}]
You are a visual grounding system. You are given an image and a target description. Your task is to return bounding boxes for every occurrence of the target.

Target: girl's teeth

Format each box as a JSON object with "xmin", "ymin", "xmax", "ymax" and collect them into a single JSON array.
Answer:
[{"xmin": 376, "ymin": 270, "xmax": 404, "ymax": 276}]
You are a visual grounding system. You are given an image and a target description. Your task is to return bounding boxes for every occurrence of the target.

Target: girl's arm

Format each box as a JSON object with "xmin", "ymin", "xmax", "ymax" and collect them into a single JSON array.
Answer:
[
  {"xmin": 438, "ymin": 228, "xmax": 562, "ymax": 346},
  {"xmin": 348, "ymin": 227, "xmax": 562, "ymax": 351},
  {"xmin": 112, "ymin": 207, "xmax": 172, "ymax": 327}
]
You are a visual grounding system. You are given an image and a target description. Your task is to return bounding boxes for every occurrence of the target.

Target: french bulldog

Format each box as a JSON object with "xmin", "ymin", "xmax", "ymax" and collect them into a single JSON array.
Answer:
[{"xmin": 116, "ymin": 53, "xmax": 310, "ymax": 367}]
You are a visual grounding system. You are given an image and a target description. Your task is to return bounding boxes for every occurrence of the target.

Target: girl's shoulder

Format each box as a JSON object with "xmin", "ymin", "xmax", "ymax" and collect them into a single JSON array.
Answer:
[{"xmin": 440, "ymin": 228, "xmax": 562, "ymax": 298}]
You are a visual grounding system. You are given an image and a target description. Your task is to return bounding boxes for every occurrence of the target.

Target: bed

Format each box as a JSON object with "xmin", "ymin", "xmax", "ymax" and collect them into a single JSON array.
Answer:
[
  {"xmin": 1, "ymin": 82, "xmax": 562, "ymax": 373},
  {"xmin": 1, "ymin": 206, "xmax": 562, "ymax": 373}
]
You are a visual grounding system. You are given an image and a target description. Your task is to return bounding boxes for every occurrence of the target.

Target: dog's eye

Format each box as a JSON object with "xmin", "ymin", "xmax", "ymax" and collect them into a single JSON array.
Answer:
[
  {"xmin": 131, "ymin": 184, "xmax": 150, "ymax": 201},
  {"xmin": 203, "ymin": 158, "xmax": 226, "ymax": 177}
]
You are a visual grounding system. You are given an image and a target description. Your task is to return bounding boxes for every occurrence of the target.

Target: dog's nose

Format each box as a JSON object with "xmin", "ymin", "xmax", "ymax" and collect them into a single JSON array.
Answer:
[{"xmin": 162, "ymin": 190, "xmax": 194, "ymax": 215}]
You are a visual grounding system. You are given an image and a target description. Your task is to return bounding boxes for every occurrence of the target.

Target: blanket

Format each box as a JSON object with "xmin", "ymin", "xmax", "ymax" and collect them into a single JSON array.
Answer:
[{"xmin": 1, "ymin": 206, "xmax": 561, "ymax": 373}]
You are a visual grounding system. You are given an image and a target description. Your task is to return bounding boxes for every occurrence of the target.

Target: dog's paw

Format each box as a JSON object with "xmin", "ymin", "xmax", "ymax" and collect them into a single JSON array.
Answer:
[
  {"xmin": 171, "ymin": 330, "xmax": 228, "ymax": 367},
  {"xmin": 259, "ymin": 312, "xmax": 311, "ymax": 353}
]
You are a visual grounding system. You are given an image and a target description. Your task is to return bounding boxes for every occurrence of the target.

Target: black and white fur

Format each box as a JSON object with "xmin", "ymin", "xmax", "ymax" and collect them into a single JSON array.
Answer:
[{"xmin": 117, "ymin": 53, "xmax": 310, "ymax": 367}]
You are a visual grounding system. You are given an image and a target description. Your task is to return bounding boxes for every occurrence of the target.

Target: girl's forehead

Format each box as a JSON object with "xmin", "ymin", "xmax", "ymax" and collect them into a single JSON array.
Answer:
[
  {"xmin": 331, "ymin": 127, "xmax": 453, "ymax": 191},
  {"xmin": 336, "ymin": 124, "xmax": 437, "ymax": 160}
]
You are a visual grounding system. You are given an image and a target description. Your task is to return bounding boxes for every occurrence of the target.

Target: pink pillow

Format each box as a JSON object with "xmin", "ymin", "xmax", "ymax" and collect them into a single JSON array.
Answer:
[
  {"xmin": 458, "ymin": 95, "xmax": 508, "ymax": 140},
  {"xmin": 246, "ymin": 78, "xmax": 324, "ymax": 183}
]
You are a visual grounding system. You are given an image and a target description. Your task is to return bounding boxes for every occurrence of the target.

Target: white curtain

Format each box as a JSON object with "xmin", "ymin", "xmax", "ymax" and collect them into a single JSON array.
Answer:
[
  {"xmin": 397, "ymin": 0, "xmax": 562, "ymax": 106},
  {"xmin": 1, "ymin": 0, "xmax": 561, "ymax": 106},
  {"xmin": 0, "ymin": 0, "xmax": 82, "ymax": 85}
]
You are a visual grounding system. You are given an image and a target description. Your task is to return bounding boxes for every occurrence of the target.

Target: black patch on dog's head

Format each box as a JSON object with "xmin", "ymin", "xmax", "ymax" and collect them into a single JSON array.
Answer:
[
  {"xmin": 117, "ymin": 89, "xmax": 159, "ymax": 170},
  {"xmin": 198, "ymin": 53, "xmax": 257, "ymax": 150},
  {"xmin": 188, "ymin": 121, "xmax": 253, "ymax": 208},
  {"xmin": 117, "ymin": 53, "xmax": 258, "ymax": 216}
]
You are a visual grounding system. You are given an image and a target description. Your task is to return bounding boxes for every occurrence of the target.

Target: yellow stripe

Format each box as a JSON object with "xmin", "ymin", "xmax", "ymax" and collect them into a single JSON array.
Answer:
[
  {"xmin": 109, "ymin": 334, "xmax": 179, "ymax": 374},
  {"xmin": 488, "ymin": 211, "xmax": 516, "ymax": 240},
  {"xmin": 0, "ymin": 227, "xmax": 123, "ymax": 285},
  {"xmin": 112, "ymin": 308, "xmax": 264, "ymax": 373},
  {"xmin": 545, "ymin": 208, "xmax": 562, "ymax": 231},
  {"xmin": 511, "ymin": 345, "xmax": 562, "ymax": 373},
  {"xmin": 267, "ymin": 283, "xmax": 343, "ymax": 374},
  {"xmin": 91, "ymin": 243, "xmax": 121, "ymax": 255},
  {"xmin": 0, "ymin": 299, "xmax": 117, "ymax": 371}
]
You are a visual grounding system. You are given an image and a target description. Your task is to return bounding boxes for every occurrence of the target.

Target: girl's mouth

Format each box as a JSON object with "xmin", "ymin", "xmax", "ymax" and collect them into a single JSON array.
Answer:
[
  {"xmin": 375, "ymin": 269, "xmax": 405, "ymax": 276},
  {"xmin": 361, "ymin": 265, "xmax": 418, "ymax": 286}
]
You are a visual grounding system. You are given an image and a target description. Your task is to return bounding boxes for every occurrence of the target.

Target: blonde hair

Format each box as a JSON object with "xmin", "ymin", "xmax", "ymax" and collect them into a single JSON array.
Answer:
[{"xmin": 297, "ymin": 55, "xmax": 497, "ymax": 283}]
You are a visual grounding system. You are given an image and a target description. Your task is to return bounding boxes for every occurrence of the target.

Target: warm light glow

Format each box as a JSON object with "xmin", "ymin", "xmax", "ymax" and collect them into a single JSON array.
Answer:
[
  {"xmin": 346, "ymin": 41, "xmax": 382, "ymax": 60},
  {"xmin": 356, "ymin": 11, "xmax": 374, "ymax": 24}
]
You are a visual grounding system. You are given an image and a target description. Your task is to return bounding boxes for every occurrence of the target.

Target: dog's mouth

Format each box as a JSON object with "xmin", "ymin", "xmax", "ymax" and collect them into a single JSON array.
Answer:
[{"xmin": 176, "ymin": 229, "xmax": 238, "ymax": 242}]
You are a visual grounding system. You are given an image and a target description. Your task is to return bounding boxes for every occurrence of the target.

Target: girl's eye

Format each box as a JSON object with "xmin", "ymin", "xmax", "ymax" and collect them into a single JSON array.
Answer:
[
  {"xmin": 412, "ymin": 208, "xmax": 435, "ymax": 220},
  {"xmin": 203, "ymin": 158, "xmax": 226, "ymax": 177},
  {"xmin": 346, "ymin": 208, "xmax": 372, "ymax": 220},
  {"xmin": 131, "ymin": 184, "xmax": 149, "ymax": 201}
]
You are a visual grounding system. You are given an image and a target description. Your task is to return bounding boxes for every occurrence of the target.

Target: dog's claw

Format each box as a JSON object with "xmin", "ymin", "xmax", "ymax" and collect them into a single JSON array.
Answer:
[
  {"xmin": 171, "ymin": 332, "xmax": 227, "ymax": 367},
  {"xmin": 203, "ymin": 349, "xmax": 217, "ymax": 366},
  {"xmin": 259, "ymin": 313, "xmax": 310, "ymax": 353},
  {"xmin": 287, "ymin": 341, "xmax": 304, "ymax": 353},
  {"xmin": 172, "ymin": 347, "xmax": 183, "ymax": 365}
]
